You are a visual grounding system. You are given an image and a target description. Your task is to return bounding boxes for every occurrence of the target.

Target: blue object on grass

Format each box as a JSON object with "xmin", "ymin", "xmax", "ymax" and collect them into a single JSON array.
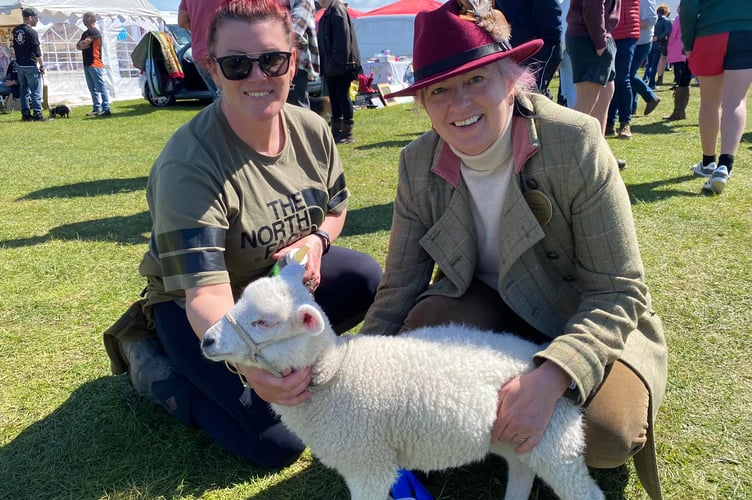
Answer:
[{"xmin": 390, "ymin": 469, "xmax": 433, "ymax": 500}]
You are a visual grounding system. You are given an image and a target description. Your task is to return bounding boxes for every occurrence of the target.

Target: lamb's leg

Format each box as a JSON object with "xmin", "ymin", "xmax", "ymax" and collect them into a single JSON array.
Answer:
[
  {"xmin": 531, "ymin": 456, "xmax": 604, "ymax": 500},
  {"xmin": 502, "ymin": 454, "xmax": 536, "ymax": 500},
  {"xmin": 342, "ymin": 467, "xmax": 397, "ymax": 500}
]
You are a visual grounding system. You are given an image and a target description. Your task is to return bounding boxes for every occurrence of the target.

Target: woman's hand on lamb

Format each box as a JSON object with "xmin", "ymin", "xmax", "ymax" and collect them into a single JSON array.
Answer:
[
  {"xmin": 241, "ymin": 365, "xmax": 314, "ymax": 406},
  {"xmin": 271, "ymin": 235, "xmax": 325, "ymax": 292},
  {"xmin": 492, "ymin": 361, "xmax": 571, "ymax": 453}
]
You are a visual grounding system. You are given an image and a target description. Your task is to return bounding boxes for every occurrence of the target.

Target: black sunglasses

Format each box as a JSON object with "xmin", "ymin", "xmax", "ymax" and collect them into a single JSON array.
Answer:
[{"xmin": 214, "ymin": 51, "xmax": 292, "ymax": 80}]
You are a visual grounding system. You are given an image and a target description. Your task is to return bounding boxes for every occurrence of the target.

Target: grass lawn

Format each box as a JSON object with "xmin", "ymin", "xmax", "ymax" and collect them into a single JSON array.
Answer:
[{"xmin": 0, "ymin": 87, "xmax": 750, "ymax": 499}]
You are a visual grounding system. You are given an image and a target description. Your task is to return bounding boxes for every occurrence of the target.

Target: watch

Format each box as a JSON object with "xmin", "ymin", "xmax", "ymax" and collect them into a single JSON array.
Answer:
[{"xmin": 312, "ymin": 229, "xmax": 330, "ymax": 254}]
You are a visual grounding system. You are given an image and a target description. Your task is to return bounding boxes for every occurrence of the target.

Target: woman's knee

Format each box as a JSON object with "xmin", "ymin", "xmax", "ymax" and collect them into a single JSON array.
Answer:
[
  {"xmin": 584, "ymin": 415, "xmax": 647, "ymax": 468},
  {"xmin": 252, "ymin": 422, "xmax": 306, "ymax": 468},
  {"xmin": 583, "ymin": 362, "xmax": 650, "ymax": 469}
]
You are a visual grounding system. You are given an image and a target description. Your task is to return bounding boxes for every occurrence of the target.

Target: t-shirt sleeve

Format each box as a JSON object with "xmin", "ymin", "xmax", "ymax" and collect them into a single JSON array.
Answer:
[
  {"xmin": 148, "ymin": 160, "xmax": 231, "ymax": 292},
  {"xmin": 326, "ymin": 138, "xmax": 349, "ymax": 214}
]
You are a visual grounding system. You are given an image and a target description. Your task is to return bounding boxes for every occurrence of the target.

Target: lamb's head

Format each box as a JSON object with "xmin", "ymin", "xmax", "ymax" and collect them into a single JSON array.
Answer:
[{"xmin": 200, "ymin": 262, "xmax": 334, "ymax": 374}]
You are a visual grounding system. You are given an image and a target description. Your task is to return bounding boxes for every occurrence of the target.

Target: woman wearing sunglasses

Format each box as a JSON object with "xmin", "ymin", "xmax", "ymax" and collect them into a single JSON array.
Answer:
[{"xmin": 121, "ymin": 0, "xmax": 382, "ymax": 467}]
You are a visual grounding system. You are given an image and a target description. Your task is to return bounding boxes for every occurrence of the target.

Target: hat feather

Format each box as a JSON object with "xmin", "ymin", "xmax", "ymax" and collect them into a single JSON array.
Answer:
[{"xmin": 456, "ymin": 0, "xmax": 511, "ymax": 43}]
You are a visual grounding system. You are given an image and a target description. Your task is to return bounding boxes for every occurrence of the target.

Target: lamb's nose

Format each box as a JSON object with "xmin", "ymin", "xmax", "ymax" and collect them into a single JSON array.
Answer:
[{"xmin": 201, "ymin": 337, "xmax": 215, "ymax": 349}]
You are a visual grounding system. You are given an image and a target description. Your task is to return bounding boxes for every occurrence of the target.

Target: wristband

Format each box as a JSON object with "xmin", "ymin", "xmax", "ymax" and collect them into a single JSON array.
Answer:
[{"xmin": 312, "ymin": 229, "xmax": 330, "ymax": 254}]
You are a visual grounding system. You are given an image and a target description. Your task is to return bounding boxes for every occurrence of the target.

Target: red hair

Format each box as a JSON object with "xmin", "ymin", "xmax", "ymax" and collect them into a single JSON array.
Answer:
[{"xmin": 207, "ymin": 0, "xmax": 293, "ymax": 57}]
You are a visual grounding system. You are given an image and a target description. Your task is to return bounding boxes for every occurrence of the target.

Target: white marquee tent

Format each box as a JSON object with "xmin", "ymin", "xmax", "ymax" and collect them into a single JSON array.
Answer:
[{"xmin": 0, "ymin": 0, "xmax": 165, "ymax": 107}]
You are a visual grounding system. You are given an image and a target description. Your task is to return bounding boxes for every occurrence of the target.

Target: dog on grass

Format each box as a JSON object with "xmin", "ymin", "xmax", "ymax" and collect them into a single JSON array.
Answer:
[{"xmin": 49, "ymin": 105, "xmax": 70, "ymax": 119}]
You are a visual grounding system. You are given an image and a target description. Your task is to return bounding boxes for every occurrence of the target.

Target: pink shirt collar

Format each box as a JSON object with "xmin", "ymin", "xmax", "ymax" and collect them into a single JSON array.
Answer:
[{"xmin": 431, "ymin": 113, "xmax": 540, "ymax": 188}]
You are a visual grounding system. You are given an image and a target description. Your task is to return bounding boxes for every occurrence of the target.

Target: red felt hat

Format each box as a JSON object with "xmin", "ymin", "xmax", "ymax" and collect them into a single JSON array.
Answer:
[{"xmin": 386, "ymin": 0, "xmax": 543, "ymax": 99}]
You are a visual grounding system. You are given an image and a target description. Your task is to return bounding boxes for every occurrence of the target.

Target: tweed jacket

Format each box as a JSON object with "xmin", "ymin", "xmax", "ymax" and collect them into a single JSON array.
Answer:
[
  {"xmin": 362, "ymin": 93, "xmax": 667, "ymax": 498},
  {"xmin": 362, "ymin": 93, "xmax": 667, "ymax": 414}
]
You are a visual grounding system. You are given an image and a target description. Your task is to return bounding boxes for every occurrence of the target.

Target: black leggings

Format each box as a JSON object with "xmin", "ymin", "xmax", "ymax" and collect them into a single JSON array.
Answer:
[
  {"xmin": 152, "ymin": 246, "xmax": 382, "ymax": 467},
  {"xmin": 326, "ymin": 73, "xmax": 354, "ymax": 122}
]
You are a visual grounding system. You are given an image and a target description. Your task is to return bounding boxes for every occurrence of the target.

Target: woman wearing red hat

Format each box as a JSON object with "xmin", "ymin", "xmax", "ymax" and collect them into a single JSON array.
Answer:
[{"xmin": 360, "ymin": 0, "xmax": 667, "ymax": 497}]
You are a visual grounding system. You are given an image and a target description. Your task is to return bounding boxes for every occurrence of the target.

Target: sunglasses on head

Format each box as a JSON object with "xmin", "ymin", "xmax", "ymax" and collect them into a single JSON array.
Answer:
[{"xmin": 214, "ymin": 51, "xmax": 292, "ymax": 80}]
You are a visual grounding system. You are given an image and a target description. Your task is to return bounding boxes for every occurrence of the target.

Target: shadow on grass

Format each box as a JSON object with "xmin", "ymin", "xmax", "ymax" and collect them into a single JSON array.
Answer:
[
  {"xmin": 0, "ymin": 212, "xmax": 151, "ymax": 248},
  {"xmin": 102, "ymin": 100, "xmax": 209, "ymax": 119},
  {"xmin": 341, "ymin": 202, "xmax": 393, "ymax": 236},
  {"xmin": 0, "ymin": 376, "xmax": 257, "ymax": 498},
  {"xmin": 625, "ymin": 173, "xmax": 705, "ymax": 203},
  {"xmin": 628, "ymin": 120, "xmax": 695, "ymax": 136},
  {"xmin": 18, "ymin": 177, "xmax": 148, "ymax": 200},
  {"xmin": 354, "ymin": 132, "xmax": 424, "ymax": 151},
  {"xmin": 0, "ymin": 375, "xmax": 632, "ymax": 499},
  {"xmin": 417, "ymin": 456, "xmax": 630, "ymax": 499}
]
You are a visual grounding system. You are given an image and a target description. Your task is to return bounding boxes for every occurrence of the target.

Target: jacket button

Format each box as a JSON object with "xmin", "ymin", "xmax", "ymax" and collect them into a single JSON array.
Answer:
[
  {"xmin": 546, "ymin": 251, "xmax": 559, "ymax": 259},
  {"xmin": 563, "ymin": 275, "xmax": 574, "ymax": 281}
]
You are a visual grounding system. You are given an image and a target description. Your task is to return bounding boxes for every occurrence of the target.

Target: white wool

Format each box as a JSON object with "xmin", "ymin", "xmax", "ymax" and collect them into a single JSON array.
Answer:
[{"xmin": 202, "ymin": 264, "xmax": 604, "ymax": 500}]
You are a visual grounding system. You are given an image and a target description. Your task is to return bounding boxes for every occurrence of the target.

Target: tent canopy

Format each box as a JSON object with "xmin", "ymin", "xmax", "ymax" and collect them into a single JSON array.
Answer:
[
  {"xmin": 0, "ymin": 0, "xmax": 161, "ymax": 18},
  {"xmin": 353, "ymin": 0, "xmax": 442, "ymax": 60},
  {"xmin": 0, "ymin": 0, "xmax": 164, "ymax": 106},
  {"xmin": 360, "ymin": 0, "xmax": 442, "ymax": 17},
  {"xmin": 314, "ymin": 6, "xmax": 363, "ymax": 22}
]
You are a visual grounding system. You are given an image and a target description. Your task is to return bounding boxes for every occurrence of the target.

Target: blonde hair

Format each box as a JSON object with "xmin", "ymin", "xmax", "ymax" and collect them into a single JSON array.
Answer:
[{"xmin": 657, "ymin": 3, "xmax": 670, "ymax": 16}]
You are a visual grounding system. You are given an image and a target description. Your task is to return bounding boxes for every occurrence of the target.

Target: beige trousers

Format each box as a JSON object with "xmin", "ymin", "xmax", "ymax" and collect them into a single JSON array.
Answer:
[{"xmin": 402, "ymin": 279, "xmax": 649, "ymax": 468}]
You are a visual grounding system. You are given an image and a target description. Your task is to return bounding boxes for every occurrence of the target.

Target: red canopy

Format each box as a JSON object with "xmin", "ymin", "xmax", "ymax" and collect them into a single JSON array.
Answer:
[
  {"xmin": 360, "ymin": 0, "xmax": 442, "ymax": 16},
  {"xmin": 315, "ymin": 6, "xmax": 365, "ymax": 22}
]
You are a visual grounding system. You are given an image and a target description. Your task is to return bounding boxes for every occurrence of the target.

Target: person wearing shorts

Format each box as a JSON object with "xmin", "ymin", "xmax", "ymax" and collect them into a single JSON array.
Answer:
[
  {"xmin": 681, "ymin": 0, "xmax": 752, "ymax": 194},
  {"xmin": 565, "ymin": 0, "xmax": 620, "ymax": 135}
]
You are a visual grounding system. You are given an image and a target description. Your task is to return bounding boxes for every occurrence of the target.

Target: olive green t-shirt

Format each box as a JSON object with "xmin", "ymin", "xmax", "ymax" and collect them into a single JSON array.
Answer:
[{"xmin": 139, "ymin": 100, "xmax": 348, "ymax": 303}]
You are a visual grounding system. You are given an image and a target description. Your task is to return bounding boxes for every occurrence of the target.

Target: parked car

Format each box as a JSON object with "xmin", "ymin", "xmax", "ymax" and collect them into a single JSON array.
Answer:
[
  {"xmin": 132, "ymin": 24, "xmax": 213, "ymax": 107},
  {"xmin": 132, "ymin": 24, "xmax": 322, "ymax": 107}
]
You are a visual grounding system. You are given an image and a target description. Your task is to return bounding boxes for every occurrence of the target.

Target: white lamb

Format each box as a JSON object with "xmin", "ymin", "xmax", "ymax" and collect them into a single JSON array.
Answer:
[{"xmin": 200, "ymin": 264, "xmax": 604, "ymax": 500}]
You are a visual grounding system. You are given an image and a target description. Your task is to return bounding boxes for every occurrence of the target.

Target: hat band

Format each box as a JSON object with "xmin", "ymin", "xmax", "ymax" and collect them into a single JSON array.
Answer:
[{"xmin": 413, "ymin": 42, "xmax": 510, "ymax": 83}]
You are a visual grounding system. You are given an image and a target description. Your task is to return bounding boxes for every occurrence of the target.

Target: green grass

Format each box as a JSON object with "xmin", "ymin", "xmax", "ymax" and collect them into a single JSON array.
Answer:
[{"xmin": 0, "ymin": 87, "xmax": 750, "ymax": 499}]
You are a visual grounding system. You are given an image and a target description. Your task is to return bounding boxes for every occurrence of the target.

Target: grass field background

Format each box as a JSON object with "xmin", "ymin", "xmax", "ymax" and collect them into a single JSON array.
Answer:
[{"xmin": 0, "ymin": 86, "xmax": 750, "ymax": 499}]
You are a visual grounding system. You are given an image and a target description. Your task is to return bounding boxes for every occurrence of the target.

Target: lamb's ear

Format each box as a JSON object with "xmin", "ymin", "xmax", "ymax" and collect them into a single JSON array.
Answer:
[{"xmin": 295, "ymin": 304, "xmax": 326, "ymax": 336}]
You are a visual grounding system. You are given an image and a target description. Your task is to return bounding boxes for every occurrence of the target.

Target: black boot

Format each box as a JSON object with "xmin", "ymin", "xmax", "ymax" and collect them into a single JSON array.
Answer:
[
  {"xmin": 664, "ymin": 87, "xmax": 689, "ymax": 121},
  {"xmin": 121, "ymin": 336, "xmax": 174, "ymax": 404},
  {"xmin": 336, "ymin": 119, "xmax": 355, "ymax": 144},
  {"xmin": 331, "ymin": 119, "xmax": 344, "ymax": 143}
]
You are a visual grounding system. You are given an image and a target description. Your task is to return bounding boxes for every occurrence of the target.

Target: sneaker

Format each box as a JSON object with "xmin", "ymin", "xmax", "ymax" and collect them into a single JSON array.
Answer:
[
  {"xmin": 120, "ymin": 337, "xmax": 173, "ymax": 403},
  {"xmin": 604, "ymin": 123, "xmax": 616, "ymax": 137},
  {"xmin": 86, "ymin": 110, "xmax": 101, "ymax": 117},
  {"xmin": 710, "ymin": 165, "xmax": 730, "ymax": 194},
  {"xmin": 644, "ymin": 97, "xmax": 660, "ymax": 116},
  {"xmin": 21, "ymin": 114, "xmax": 32, "ymax": 122},
  {"xmin": 691, "ymin": 161, "xmax": 717, "ymax": 177},
  {"xmin": 618, "ymin": 123, "xmax": 632, "ymax": 140},
  {"xmin": 32, "ymin": 115, "xmax": 49, "ymax": 122},
  {"xmin": 99, "ymin": 110, "xmax": 112, "ymax": 117}
]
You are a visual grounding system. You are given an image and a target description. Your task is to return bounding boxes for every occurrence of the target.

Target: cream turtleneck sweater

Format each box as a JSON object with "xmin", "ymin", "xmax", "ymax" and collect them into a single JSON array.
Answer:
[{"xmin": 450, "ymin": 113, "xmax": 514, "ymax": 289}]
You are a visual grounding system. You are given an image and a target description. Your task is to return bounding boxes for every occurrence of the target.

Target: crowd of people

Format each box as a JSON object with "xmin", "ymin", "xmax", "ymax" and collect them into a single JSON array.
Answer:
[{"xmin": 82, "ymin": 0, "xmax": 746, "ymax": 499}]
